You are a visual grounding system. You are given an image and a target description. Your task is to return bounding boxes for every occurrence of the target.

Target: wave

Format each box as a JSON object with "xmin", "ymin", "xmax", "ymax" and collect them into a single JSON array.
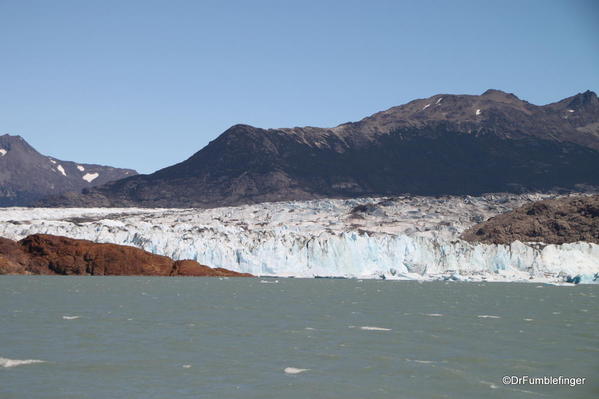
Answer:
[
  {"xmin": 358, "ymin": 326, "xmax": 392, "ymax": 331},
  {"xmin": 284, "ymin": 367, "xmax": 309, "ymax": 374},
  {"xmin": 0, "ymin": 357, "xmax": 46, "ymax": 368}
]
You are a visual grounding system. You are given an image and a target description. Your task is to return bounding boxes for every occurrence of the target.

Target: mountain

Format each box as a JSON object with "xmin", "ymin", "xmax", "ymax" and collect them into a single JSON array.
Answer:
[
  {"xmin": 43, "ymin": 89, "xmax": 599, "ymax": 208},
  {"xmin": 0, "ymin": 134, "xmax": 137, "ymax": 206}
]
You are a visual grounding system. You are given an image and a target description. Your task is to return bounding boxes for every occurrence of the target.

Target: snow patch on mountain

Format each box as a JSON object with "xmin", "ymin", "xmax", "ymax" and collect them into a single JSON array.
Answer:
[
  {"xmin": 0, "ymin": 195, "xmax": 597, "ymax": 282},
  {"xmin": 56, "ymin": 165, "xmax": 66, "ymax": 176},
  {"xmin": 82, "ymin": 172, "xmax": 99, "ymax": 183},
  {"xmin": 0, "ymin": 149, "xmax": 6, "ymax": 156}
]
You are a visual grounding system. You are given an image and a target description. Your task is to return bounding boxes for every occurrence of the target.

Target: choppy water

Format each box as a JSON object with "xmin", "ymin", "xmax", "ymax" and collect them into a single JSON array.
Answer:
[{"xmin": 1, "ymin": 277, "xmax": 597, "ymax": 399}]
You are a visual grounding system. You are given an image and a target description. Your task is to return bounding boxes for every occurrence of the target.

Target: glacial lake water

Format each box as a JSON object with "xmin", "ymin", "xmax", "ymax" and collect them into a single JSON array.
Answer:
[{"xmin": 0, "ymin": 277, "xmax": 597, "ymax": 399}]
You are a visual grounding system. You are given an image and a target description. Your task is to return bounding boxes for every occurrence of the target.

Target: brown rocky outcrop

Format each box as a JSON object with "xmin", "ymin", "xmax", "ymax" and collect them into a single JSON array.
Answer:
[
  {"xmin": 0, "ymin": 234, "xmax": 252, "ymax": 277},
  {"xmin": 461, "ymin": 195, "xmax": 599, "ymax": 245}
]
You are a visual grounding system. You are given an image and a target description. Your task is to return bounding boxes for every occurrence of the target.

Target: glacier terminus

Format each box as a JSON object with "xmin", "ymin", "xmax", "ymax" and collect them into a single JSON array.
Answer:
[{"xmin": 0, "ymin": 194, "xmax": 597, "ymax": 283}]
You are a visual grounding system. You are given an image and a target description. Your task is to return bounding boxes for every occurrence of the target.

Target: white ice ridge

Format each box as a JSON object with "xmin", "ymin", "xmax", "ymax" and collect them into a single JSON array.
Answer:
[
  {"xmin": 476, "ymin": 109, "xmax": 481, "ymax": 116},
  {"xmin": 0, "ymin": 148, "xmax": 6, "ymax": 156},
  {"xmin": 77, "ymin": 165, "xmax": 85, "ymax": 171},
  {"xmin": 56, "ymin": 165, "xmax": 66, "ymax": 176},
  {"xmin": 82, "ymin": 172, "xmax": 99, "ymax": 182},
  {"xmin": 0, "ymin": 194, "xmax": 597, "ymax": 283}
]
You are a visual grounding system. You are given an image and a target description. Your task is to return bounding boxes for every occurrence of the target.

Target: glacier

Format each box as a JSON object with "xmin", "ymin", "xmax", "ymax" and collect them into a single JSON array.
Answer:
[{"xmin": 0, "ymin": 194, "xmax": 597, "ymax": 283}]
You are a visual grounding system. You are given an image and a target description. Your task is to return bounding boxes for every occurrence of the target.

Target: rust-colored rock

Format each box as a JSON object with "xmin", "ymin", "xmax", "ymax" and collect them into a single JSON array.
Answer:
[
  {"xmin": 461, "ymin": 195, "xmax": 599, "ymax": 245},
  {"xmin": 0, "ymin": 234, "xmax": 252, "ymax": 277},
  {"xmin": 0, "ymin": 237, "xmax": 30, "ymax": 274}
]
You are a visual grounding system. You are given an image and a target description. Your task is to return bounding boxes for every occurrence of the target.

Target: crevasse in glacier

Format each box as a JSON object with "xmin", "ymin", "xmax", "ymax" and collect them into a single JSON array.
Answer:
[{"xmin": 0, "ymin": 195, "xmax": 597, "ymax": 282}]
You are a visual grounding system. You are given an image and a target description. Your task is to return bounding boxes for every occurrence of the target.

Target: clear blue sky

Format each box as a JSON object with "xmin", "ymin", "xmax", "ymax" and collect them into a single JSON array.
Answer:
[{"xmin": 1, "ymin": 0, "xmax": 598, "ymax": 173}]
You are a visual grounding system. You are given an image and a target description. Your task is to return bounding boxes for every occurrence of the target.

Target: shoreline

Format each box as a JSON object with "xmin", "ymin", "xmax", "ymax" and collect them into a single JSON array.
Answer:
[{"xmin": 0, "ymin": 273, "xmax": 594, "ymax": 285}]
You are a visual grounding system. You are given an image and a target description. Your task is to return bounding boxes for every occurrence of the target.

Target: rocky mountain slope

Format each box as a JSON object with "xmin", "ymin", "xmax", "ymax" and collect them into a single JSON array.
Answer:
[
  {"xmin": 462, "ymin": 195, "xmax": 599, "ymax": 245},
  {"xmin": 0, "ymin": 234, "xmax": 251, "ymax": 277},
  {"xmin": 0, "ymin": 134, "xmax": 136, "ymax": 206},
  {"xmin": 43, "ymin": 89, "xmax": 599, "ymax": 208}
]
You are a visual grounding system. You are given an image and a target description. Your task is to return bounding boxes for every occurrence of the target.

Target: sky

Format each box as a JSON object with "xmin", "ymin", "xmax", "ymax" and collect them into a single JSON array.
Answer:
[{"xmin": 1, "ymin": 0, "xmax": 598, "ymax": 174}]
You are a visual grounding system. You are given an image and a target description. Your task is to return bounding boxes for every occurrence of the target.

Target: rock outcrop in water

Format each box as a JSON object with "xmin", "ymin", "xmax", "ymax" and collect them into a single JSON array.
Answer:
[
  {"xmin": 0, "ymin": 234, "xmax": 252, "ymax": 277},
  {"xmin": 461, "ymin": 195, "xmax": 599, "ymax": 245},
  {"xmin": 41, "ymin": 89, "xmax": 599, "ymax": 208}
]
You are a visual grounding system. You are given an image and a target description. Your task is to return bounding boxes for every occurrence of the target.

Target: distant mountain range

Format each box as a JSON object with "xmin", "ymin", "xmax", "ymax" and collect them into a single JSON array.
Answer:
[
  {"xmin": 32, "ymin": 89, "xmax": 599, "ymax": 207},
  {"xmin": 0, "ymin": 135, "xmax": 136, "ymax": 206}
]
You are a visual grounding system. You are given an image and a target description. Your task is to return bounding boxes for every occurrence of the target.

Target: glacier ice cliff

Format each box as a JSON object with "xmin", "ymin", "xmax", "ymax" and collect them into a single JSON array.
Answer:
[{"xmin": 0, "ymin": 195, "xmax": 597, "ymax": 283}]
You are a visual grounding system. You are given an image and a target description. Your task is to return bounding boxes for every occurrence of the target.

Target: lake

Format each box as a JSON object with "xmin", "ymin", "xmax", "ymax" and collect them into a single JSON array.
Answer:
[{"xmin": 1, "ymin": 277, "xmax": 597, "ymax": 398}]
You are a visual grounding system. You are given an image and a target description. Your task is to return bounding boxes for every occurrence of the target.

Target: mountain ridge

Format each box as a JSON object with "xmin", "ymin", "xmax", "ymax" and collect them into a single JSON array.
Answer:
[
  {"xmin": 0, "ymin": 134, "xmax": 137, "ymax": 206},
  {"xmin": 41, "ymin": 89, "xmax": 599, "ymax": 208}
]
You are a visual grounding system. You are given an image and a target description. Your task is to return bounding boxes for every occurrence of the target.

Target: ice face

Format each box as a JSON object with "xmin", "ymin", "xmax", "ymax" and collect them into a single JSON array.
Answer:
[{"xmin": 0, "ymin": 195, "xmax": 597, "ymax": 283}]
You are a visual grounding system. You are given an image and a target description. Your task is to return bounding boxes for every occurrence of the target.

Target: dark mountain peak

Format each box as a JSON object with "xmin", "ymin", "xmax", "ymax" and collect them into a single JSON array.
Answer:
[
  {"xmin": 0, "ymin": 134, "xmax": 40, "ymax": 156},
  {"xmin": 0, "ymin": 133, "xmax": 28, "ymax": 144},
  {"xmin": 0, "ymin": 133, "xmax": 23, "ymax": 139},
  {"xmin": 216, "ymin": 124, "xmax": 268, "ymax": 142},
  {"xmin": 0, "ymin": 134, "xmax": 137, "ymax": 206},
  {"xmin": 544, "ymin": 90, "xmax": 599, "ymax": 127},
  {"xmin": 227, "ymin": 123, "xmax": 259, "ymax": 132},
  {"xmin": 482, "ymin": 88, "xmax": 507, "ymax": 95},
  {"xmin": 351, "ymin": 89, "xmax": 533, "ymax": 136},
  {"xmin": 582, "ymin": 89, "xmax": 597, "ymax": 99},
  {"xmin": 567, "ymin": 90, "xmax": 598, "ymax": 108},
  {"xmin": 481, "ymin": 89, "xmax": 521, "ymax": 103}
]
